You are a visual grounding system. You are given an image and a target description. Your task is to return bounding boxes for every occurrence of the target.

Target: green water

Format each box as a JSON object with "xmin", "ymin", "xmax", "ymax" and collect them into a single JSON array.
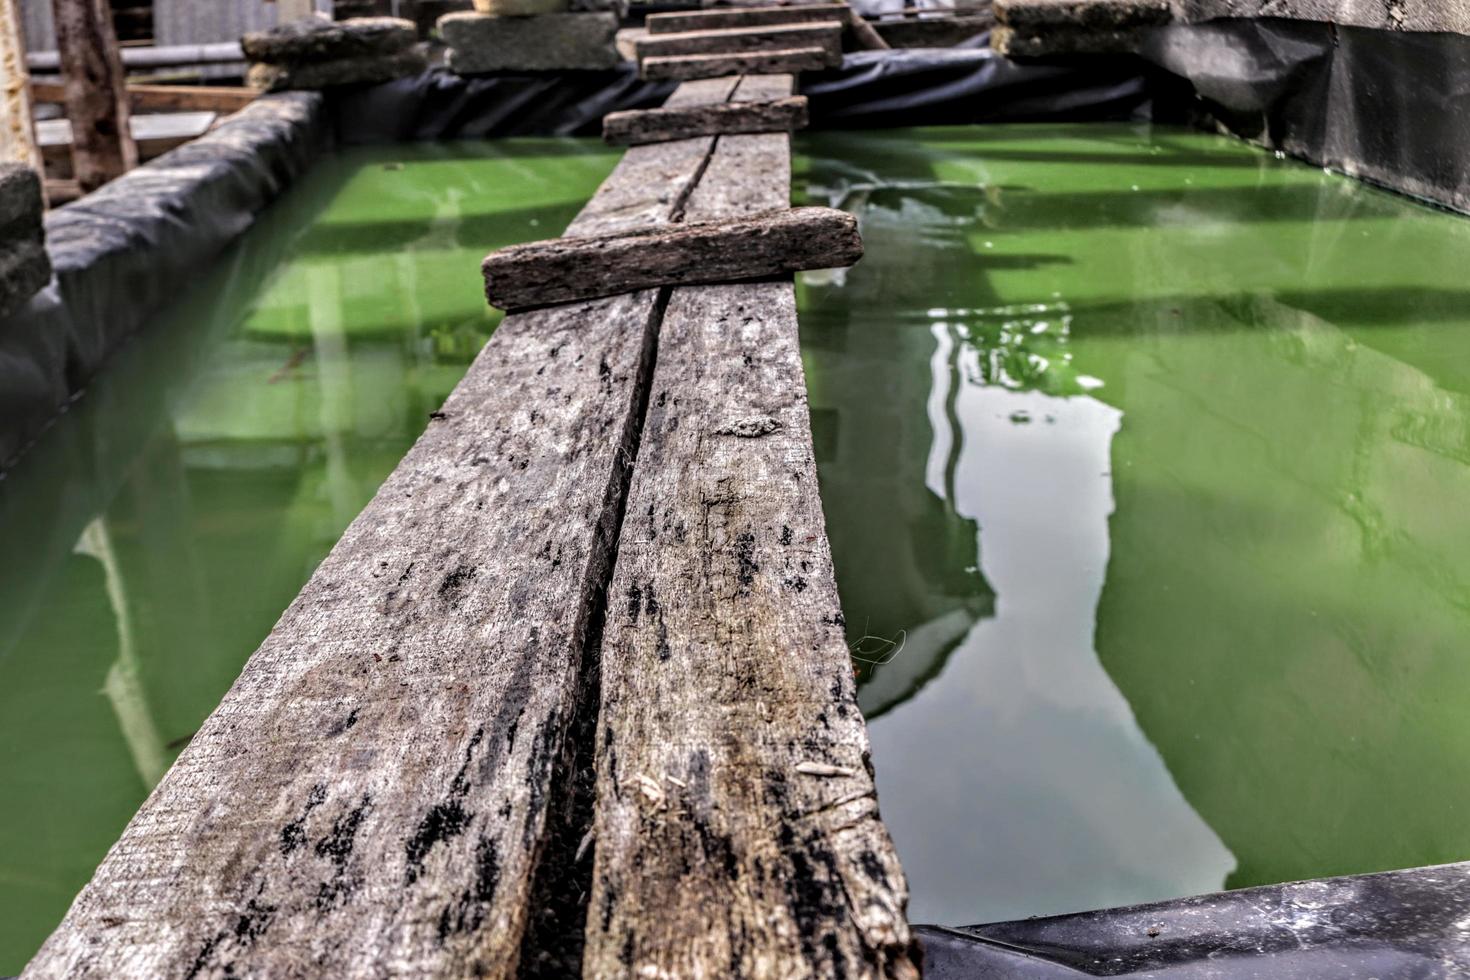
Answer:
[
  {"xmin": 796, "ymin": 124, "xmax": 1470, "ymax": 926},
  {"xmin": 0, "ymin": 139, "xmax": 619, "ymax": 973}
]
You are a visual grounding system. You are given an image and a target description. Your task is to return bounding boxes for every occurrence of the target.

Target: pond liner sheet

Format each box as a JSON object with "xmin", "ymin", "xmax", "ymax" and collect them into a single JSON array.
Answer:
[
  {"xmin": 1139, "ymin": 19, "xmax": 1470, "ymax": 215},
  {"xmin": 919, "ymin": 861, "xmax": 1470, "ymax": 978},
  {"xmin": 328, "ymin": 45, "xmax": 1181, "ymax": 142}
]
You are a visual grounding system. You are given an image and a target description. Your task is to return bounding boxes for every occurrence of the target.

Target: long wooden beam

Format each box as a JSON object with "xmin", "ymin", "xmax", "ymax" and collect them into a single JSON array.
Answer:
[
  {"xmin": 647, "ymin": 3, "xmax": 851, "ymax": 34},
  {"xmin": 603, "ymin": 94, "xmax": 808, "ymax": 145},
  {"xmin": 1, "ymin": 0, "xmax": 41, "ymax": 172},
  {"xmin": 634, "ymin": 20, "xmax": 844, "ymax": 62},
  {"xmin": 20, "ymin": 85, "xmax": 729, "ymax": 980},
  {"xmin": 583, "ymin": 72, "xmax": 919, "ymax": 980},
  {"xmin": 30, "ymin": 80, "xmax": 257, "ymax": 114},
  {"xmin": 482, "ymin": 206, "xmax": 862, "ymax": 310},
  {"xmin": 642, "ymin": 47, "xmax": 833, "ymax": 80}
]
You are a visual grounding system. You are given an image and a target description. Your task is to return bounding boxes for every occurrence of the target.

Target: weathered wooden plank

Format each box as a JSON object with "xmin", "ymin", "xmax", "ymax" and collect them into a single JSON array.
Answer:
[
  {"xmin": 1, "ymin": 0, "xmax": 42, "ymax": 172},
  {"xmin": 646, "ymin": 3, "xmax": 850, "ymax": 34},
  {"xmin": 635, "ymin": 20, "xmax": 843, "ymax": 63},
  {"xmin": 583, "ymin": 118, "xmax": 920, "ymax": 978},
  {"xmin": 603, "ymin": 95, "xmax": 808, "ymax": 146},
  {"xmin": 641, "ymin": 46, "xmax": 833, "ymax": 80},
  {"xmin": 20, "ymin": 104, "xmax": 724, "ymax": 980},
  {"xmin": 52, "ymin": 0, "xmax": 137, "ymax": 192},
  {"xmin": 482, "ymin": 206, "xmax": 862, "ymax": 311},
  {"xmin": 661, "ymin": 73, "xmax": 743, "ymax": 108},
  {"xmin": 848, "ymin": 13, "xmax": 892, "ymax": 49},
  {"xmin": 30, "ymin": 80, "xmax": 258, "ymax": 114},
  {"xmin": 730, "ymin": 70, "xmax": 800, "ymax": 102}
]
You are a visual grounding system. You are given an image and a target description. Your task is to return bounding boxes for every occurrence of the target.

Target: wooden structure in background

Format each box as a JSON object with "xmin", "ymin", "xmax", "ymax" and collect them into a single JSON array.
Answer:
[
  {"xmin": 52, "ymin": 0, "xmax": 136, "ymax": 192},
  {"xmin": 1, "ymin": 0, "xmax": 42, "ymax": 171},
  {"xmin": 30, "ymin": 79, "xmax": 255, "ymax": 112}
]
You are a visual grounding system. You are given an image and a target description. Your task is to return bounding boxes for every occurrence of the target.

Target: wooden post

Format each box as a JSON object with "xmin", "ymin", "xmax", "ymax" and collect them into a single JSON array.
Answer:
[
  {"xmin": 52, "ymin": 0, "xmax": 136, "ymax": 193},
  {"xmin": 0, "ymin": 0, "xmax": 41, "ymax": 172}
]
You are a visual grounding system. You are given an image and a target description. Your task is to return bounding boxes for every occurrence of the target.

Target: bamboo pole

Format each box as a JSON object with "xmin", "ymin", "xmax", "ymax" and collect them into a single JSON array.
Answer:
[
  {"xmin": 0, "ymin": 0, "xmax": 41, "ymax": 172},
  {"xmin": 52, "ymin": 0, "xmax": 136, "ymax": 193}
]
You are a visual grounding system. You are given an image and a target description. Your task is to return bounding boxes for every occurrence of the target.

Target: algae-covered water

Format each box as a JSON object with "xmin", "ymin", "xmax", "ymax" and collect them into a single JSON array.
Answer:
[
  {"xmin": 4, "ymin": 123, "xmax": 1468, "ymax": 971},
  {"xmin": 796, "ymin": 124, "xmax": 1470, "ymax": 926},
  {"xmin": 0, "ymin": 140, "xmax": 619, "ymax": 973}
]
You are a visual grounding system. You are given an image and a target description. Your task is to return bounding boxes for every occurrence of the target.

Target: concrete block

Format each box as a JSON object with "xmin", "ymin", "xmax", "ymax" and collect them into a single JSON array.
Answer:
[
  {"xmin": 0, "ymin": 240, "xmax": 50, "ymax": 320},
  {"xmin": 440, "ymin": 12, "xmax": 619, "ymax": 71},
  {"xmin": 998, "ymin": 0, "xmax": 1172, "ymax": 28},
  {"xmin": 0, "ymin": 164, "xmax": 44, "ymax": 237},
  {"xmin": 993, "ymin": 0, "xmax": 1170, "ymax": 54},
  {"xmin": 1174, "ymin": 0, "xmax": 1470, "ymax": 34},
  {"xmin": 247, "ymin": 48, "xmax": 429, "ymax": 91},
  {"xmin": 0, "ymin": 164, "xmax": 50, "ymax": 321},
  {"xmin": 242, "ymin": 16, "xmax": 417, "ymax": 64}
]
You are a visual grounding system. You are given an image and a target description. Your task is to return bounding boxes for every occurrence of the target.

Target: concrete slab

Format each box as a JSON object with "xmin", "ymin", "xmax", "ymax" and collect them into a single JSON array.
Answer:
[{"xmin": 440, "ymin": 11, "xmax": 619, "ymax": 71}]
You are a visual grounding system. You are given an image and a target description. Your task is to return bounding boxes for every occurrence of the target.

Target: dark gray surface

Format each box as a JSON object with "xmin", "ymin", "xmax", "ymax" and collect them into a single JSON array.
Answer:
[
  {"xmin": 1142, "ymin": 19, "xmax": 1470, "ymax": 214},
  {"xmin": 921, "ymin": 862, "xmax": 1470, "ymax": 977}
]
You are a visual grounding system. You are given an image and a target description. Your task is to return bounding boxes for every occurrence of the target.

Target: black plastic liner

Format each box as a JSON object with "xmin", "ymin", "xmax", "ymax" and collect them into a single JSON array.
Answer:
[
  {"xmin": 921, "ymin": 862, "xmax": 1470, "ymax": 978},
  {"xmin": 0, "ymin": 92, "xmax": 327, "ymax": 469},
  {"xmin": 329, "ymin": 46, "xmax": 1177, "ymax": 143},
  {"xmin": 1140, "ymin": 19, "xmax": 1470, "ymax": 214}
]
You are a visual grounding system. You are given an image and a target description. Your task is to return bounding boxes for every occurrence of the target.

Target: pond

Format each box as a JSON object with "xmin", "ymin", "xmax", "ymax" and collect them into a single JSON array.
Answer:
[
  {"xmin": 6, "ymin": 120, "xmax": 1469, "ymax": 972},
  {"xmin": 0, "ymin": 139, "xmax": 620, "ymax": 974},
  {"xmin": 797, "ymin": 123, "xmax": 1470, "ymax": 926}
]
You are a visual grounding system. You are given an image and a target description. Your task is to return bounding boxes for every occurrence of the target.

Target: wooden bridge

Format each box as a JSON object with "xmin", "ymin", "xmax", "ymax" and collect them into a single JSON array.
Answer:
[{"xmin": 21, "ymin": 9, "xmax": 922, "ymax": 978}]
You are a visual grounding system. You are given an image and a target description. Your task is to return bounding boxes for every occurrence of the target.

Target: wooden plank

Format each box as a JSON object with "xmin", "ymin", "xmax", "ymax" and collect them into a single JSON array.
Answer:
[
  {"xmin": 2, "ymin": 0, "xmax": 42, "ymax": 172},
  {"xmin": 20, "ymin": 90, "xmax": 728, "ymax": 980},
  {"xmin": 603, "ymin": 95, "xmax": 807, "ymax": 146},
  {"xmin": 641, "ymin": 46, "xmax": 833, "ymax": 80},
  {"xmin": 482, "ymin": 206, "xmax": 863, "ymax": 311},
  {"xmin": 646, "ymin": 3, "xmax": 850, "ymax": 34},
  {"xmin": 52, "ymin": 0, "xmax": 138, "ymax": 192},
  {"xmin": 31, "ymin": 80, "xmax": 257, "ymax": 114},
  {"xmin": 848, "ymin": 14, "xmax": 891, "ymax": 49},
  {"xmin": 583, "ymin": 102, "xmax": 921, "ymax": 977},
  {"xmin": 635, "ymin": 20, "xmax": 843, "ymax": 62}
]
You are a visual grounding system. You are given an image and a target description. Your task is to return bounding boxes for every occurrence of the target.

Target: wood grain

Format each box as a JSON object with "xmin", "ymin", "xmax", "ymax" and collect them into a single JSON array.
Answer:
[
  {"xmin": 641, "ymin": 46, "xmax": 834, "ymax": 80},
  {"xmin": 646, "ymin": 3, "xmax": 851, "ymax": 34},
  {"xmin": 482, "ymin": 206, "xmax": 863, "ymax": 311},
  {"xmin": 52, "ymin": 0, "xmax": 137, "ymax": 192},
  {"xmin": 583, "ymin": 90, "xmax": 920, "ymax": 980},
  {"xmin": 634, "ymin": 20, "xmax": 843, "ymax": 62},
  {"xmin": 604, "ymin": 96, "xmax": 808, "ymax": 145},
  {"xmin": 20, "ymin": 94, "xmax": 727, "ymax": 980}
]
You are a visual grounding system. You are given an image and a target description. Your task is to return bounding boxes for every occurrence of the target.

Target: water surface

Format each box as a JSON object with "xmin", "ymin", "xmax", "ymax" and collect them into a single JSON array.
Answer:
[
  {"xmin": 0, "ymin": 139, "xmax": 618, "ymax": 973},
  {"xmin": 796, "ymin": 124, "xmax": 1470, "ymax": 926}
]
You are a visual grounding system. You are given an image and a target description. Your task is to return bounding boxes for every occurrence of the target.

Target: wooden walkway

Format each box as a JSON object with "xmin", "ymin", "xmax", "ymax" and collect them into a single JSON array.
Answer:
[{"xmin": 22, "ymin": 20, "xmax": 919, "ymax": 980}]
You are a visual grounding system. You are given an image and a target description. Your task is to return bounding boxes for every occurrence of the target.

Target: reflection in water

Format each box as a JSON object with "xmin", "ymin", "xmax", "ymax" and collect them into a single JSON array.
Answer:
[
  {"xmin": 797, "ymin": 124, "xmax": 1470, "ymax": 926},
  {"xmin": 0, "ymin": 140, "xmax": 619, "ymax": 973}
]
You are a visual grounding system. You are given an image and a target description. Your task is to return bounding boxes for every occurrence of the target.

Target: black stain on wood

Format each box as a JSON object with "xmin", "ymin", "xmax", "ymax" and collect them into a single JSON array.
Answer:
[
  {"xmin": 735, "ymin": 531, "xmax": 758, "ymax": 590},
  {"xmin": 315, "ymin": 794, "xmax": 375, "ymax": 912},
  {"xmin": 405, "ymin": 729, "xmax": 485, "ymax": 885},
  {"xmin": 438, "ymin": 564, "xmax": 477, "ymax": 606},
  {"xmin": 437, "ymin": 834, "xmax": 502, "ymax": 941},
  {"xmin": 280, "ymin": 784, "xmax": 328, "ymax": 856}
]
